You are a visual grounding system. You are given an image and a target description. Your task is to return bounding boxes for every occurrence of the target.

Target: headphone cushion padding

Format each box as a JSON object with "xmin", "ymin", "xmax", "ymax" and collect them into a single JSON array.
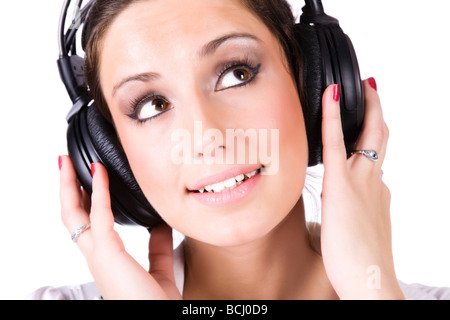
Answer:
[
  {"xmin": 86, "ymin": 104, "xmax": 151, "ymax": 207},
  {"xmin": 295, "ymin": 23, "xmax": 324, "ymax": 166}
]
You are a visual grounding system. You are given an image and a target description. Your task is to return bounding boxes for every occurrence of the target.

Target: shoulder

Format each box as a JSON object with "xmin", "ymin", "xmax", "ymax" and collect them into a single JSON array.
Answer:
[
  {"xmin": 399, "ymin": 281, "xmax": 450, "ymax": 300},
  {"xmin": 25, "ymin": 282, "xmax": 102, "ymax": 300}
]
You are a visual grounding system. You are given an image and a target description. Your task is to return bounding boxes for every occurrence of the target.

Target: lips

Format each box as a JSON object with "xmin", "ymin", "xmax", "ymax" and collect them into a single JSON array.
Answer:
[
  {"xmin": 188, "ymin": 167, "xmax": 262, "ymax": 207},
  {"xmin": 187, "ymin": 165, "xmax": 264, "ymax": 207}
]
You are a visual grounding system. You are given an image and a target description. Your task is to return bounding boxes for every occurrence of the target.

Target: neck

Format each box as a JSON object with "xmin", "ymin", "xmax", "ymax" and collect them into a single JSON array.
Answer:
[{"xmin": 182, "ymin": 197, "xmax": 337, "ymax": 300}]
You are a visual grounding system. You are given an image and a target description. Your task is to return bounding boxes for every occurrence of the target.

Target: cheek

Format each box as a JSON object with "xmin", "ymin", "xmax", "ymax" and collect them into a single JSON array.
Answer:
[
  {"xmin": 117, "ymin": 128, "xmax": 181, "ymax": 213},
  {"xmin": 256, "ymin": 76, "xmax": 308, "ymax": 170},
  {"xmin": 256, "ymin": 77, "xmax": 308, "ymax": 207}
]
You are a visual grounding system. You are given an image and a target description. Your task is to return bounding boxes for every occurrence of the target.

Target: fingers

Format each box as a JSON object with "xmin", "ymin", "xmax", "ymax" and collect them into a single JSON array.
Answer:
[
  {"xmin": 59, "ymin": 156, "xmax": 91, "ymax": 248},
  {"xmin": 60, "ymin": 160, "xmax": 175, "ymax": 299},
  {"xmin": 353, "ymin": 78, "xmax": 389, "ymax": 166},
  {"xmin": 149, "ymin": 223, "xmax": 175, "ymax": 282},
  {"xmin": 89, "ymin": 163, "xmax": 115, "ymax": 236},
  {"xmin": 321, "ymin": 84, "xmax": 347, "ymax": 177},
  {"xmin": 60, "ymin": 157, "xmax": 115, "ymax": 253},
  {"xmin": 322, "ymin": 79, "xmax": 389, "ymax": 177}
]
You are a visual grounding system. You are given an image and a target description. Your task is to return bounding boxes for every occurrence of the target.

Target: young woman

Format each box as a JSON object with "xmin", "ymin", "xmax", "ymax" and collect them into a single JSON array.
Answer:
[{"xmin": 48, "ymin": 0, "xmax": 442, "ymax": 300}]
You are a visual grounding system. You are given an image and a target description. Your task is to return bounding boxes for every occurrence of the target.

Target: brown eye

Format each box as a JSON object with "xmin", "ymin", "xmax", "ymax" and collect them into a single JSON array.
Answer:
[
  {"xmin": 217, "ymin": 68, "xmax": 250, "ymax": 90},
  {"xmin": 137, "ymin": 97, "xmax": 170, "ymax": 121},
  {"xmin": 215, "ymin": 63, "xmax": 261, "ymax": 92},
  {"xmin": 234, "ymin": 69, "xmax": 249, "ymax": 81},
  {"xmin": 153, "ymin": 98, "xmax": 169, "ymax": 111}
]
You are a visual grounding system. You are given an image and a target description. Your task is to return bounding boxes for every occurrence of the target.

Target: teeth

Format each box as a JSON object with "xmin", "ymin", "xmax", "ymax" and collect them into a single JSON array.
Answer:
[
  {"xmin": 197, "ymin": 169, "xmax": 259, "ymax": 193},
  {"xmin": 211, "ymin": 182, "xmax": 225, "ymax": 193},
  {"xmin": 224, "ymin": 177, "xmax": 237, "ymax": 188},
  {"xmin": 245, "ymin": 170, "xmax": 258, "ymax": 179}
]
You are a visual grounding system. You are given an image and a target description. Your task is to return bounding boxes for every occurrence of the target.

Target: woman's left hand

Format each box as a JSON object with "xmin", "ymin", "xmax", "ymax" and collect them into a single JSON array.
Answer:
[{"xmin": 320, "ymin": 78, "xmax": 404, "ymax": 299}]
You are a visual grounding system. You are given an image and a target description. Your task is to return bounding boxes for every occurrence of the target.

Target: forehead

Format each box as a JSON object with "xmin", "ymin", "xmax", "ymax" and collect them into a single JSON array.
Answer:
[
  {"xmin": 100, "ymin": 0, "xmax": 272, "ymax": 67},
  {"xmin": 104, "ymin": 0, "xmax": 261, "ymax": 37}
]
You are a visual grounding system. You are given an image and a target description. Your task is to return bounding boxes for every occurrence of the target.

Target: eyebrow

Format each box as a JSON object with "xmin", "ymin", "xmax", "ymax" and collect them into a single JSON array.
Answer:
[
  {"xmin": 112, "ymin": 72, "xmax": 160, "ymax": 97},
  {"xmin": 111, "ymin": 32, "xmax": 260, "ymax": 97},
  {"xmin": 198, "ymin": 32, "xmax": 260, "ymax": 58}
]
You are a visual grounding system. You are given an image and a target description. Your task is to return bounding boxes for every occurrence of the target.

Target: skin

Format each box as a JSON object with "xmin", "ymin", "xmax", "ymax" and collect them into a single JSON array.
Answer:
[
  {"xmin": 100, "ymin": 0, "xmax": 308, "ymax": 249},
  {"xmin": 60, "ymin": 0, "xmax": 404, "ymax": 300}
]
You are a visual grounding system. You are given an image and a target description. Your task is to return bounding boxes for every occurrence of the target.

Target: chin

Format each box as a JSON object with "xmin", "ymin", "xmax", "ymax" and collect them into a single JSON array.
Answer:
[
  {"xmin": 183, "ymin": 194, "xmax": 298, "ymax": 248},
  {"xmin": 156, "ymin": 156, "xmax": 307, "ymax": 248}
]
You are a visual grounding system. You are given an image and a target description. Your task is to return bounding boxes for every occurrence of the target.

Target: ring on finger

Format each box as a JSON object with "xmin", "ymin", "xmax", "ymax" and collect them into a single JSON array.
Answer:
[
  {"xmin": 351, "ymin": 149, "xmax": 379, "ymax": 162},
  {"xmin": 71, "ymin": 223, "xmax": 91, "ymax": 242}
]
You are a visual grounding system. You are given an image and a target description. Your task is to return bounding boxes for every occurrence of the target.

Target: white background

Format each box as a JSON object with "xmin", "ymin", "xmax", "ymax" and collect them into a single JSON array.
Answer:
[{"xmin": 0, "ymin": 0, "xmax": 449, "ymax": 299}]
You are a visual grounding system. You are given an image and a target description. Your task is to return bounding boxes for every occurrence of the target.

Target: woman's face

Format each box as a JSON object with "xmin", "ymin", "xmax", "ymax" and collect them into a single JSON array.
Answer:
[{"xmin": 99, "ymin": 0, "xmax": 308, "ymax": 246}]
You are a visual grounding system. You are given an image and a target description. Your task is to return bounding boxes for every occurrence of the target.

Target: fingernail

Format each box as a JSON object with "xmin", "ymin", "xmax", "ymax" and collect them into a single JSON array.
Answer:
[
  {"xmin": 368, "ymin": 77, "xmax": 377, "ymax": 91},
  {"xmin": 333, "ymin": 84, "xmax": 340, "ymax": 102},
  {"xmin": 58, "ymin": 156, "xmax": 62, "ymax": 171},
  {"xmin": 91, "ymin": 163, "xmax": 96, "ymax": 177}
]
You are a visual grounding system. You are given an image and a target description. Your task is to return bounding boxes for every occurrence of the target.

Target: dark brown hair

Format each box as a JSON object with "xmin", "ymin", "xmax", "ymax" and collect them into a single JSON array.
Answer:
[{"xmin": 83, "ymin": 0, "xmax": 305, "ymax": 123}]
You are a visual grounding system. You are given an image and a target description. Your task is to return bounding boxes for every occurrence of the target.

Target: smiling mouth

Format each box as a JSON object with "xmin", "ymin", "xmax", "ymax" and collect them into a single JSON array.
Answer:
[{"xmin": 190, "ymin": 168, "xmax": 261, "ymax": 194}]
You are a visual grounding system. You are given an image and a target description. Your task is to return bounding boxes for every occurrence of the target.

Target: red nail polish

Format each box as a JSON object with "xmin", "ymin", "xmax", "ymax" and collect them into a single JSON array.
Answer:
[
  {"xmin": 58, "ymin": 156, "xmax": 62, "ymax": 171},
  {"xmin": 91, "ymin": 163, "xmax": 96, "ymax": 177},
  {"xmin": 333, "ymin": 84, "xmax": 340, "ymax": 102},
  {"xmin": 368, "ymin": 77, "xmax": 377, "ymax": 91}
]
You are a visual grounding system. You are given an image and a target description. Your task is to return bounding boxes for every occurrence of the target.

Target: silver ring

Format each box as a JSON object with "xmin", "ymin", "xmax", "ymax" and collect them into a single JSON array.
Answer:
[
  {"xmin": 351, "ymin": 150, "xmax": 379, "ymax": 162},
  {"xmin": 71, "ymin": 223, "xmax": 91, "ymax": 242}
]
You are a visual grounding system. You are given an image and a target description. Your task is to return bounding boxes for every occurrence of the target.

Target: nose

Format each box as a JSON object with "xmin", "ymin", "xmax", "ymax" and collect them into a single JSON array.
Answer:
[{"xmin": 178, "ymin": 91, "xmax": 227, "ymax": 163}]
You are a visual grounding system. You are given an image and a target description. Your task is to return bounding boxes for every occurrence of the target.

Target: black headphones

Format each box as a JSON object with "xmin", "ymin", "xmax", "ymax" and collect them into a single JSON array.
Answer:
[{"xmin": 57, "ymin": 0, "xmax": 364, "ymax": 229}]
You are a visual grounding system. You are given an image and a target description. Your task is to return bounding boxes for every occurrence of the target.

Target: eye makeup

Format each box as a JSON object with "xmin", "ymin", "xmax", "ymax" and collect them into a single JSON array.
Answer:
[
  {"xmin": 215, "ymin": 57, "xmax": 261, "ymax": 92},
  {"xmin": 124, "ymin": 55, "xmax": 263, "ymax": 124},
  {"xmin": 126, "ymin": 92, "xmax": 172, "ymax": 125}
]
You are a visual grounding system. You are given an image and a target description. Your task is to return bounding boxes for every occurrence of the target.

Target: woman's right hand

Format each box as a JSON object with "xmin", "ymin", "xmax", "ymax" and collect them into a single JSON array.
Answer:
[{"xmin": 59, "ymin": 156, "xmax": 182, "ymax": 300}]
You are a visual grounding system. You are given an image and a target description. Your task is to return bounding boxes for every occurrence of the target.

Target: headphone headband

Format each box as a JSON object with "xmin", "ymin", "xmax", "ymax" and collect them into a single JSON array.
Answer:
[{"xmin": 58, "ymin": 0, "xmax": 93, "ymax": 122}]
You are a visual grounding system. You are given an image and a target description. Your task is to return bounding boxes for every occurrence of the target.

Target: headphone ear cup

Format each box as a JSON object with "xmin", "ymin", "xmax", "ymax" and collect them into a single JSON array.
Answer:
[
  {"xmin": 86, "ymin": 104, "xmax": 162, "ymax": 228},
  {"xmin": 294, "ymin": 23, "xmax": 325, "ymax": 167},
  {"xmin": 67, "ymin": 103, "xmax": 162, "ymax": 229},
  {"xmin": 328, "ymin": 28, "xmax": 364, "ymax": 152},
  {"xmin": 86, "ymin": 105, "xmax": 141, "ymax": 201},
  {"xmin": 295, "ymin": 18, "xmax": 364, "ymax": 167}
]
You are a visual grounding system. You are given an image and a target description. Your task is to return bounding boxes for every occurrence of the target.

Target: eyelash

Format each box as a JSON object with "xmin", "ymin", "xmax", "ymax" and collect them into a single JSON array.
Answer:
[
  {"xmin": 126, "ymin": 93, "xmax": 169, "ymax": 125},
  {"xmin": 215, "ymin": 58, "xmax": 261, "ymax": 91},
  {"xmin": 126, "ymin": 58, "xmax": 262, "ymax": 124}
]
